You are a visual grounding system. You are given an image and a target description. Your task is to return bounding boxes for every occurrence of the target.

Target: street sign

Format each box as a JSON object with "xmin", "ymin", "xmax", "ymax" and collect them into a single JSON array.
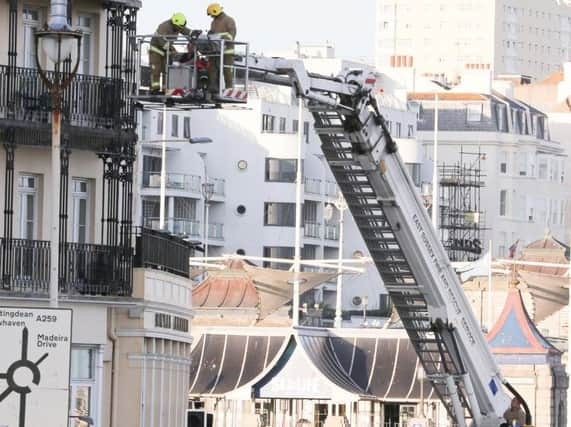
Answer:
[{"xmin": 0, "ymin": 307, "xmax": 72, "ymax": 427}]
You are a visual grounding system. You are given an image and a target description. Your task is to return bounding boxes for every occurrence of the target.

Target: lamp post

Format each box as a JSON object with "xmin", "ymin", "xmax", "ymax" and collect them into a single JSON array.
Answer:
[
  {"xmin": 35, "ymin": 1, "xmax": 82, "ymax": 308},
  {"xmin": 292, "ymin": 96, "xmax": 304, "ymax": 326},
  {"xmin": 325, "ymin": 193, "xmax": 348, "ymax": 328},
  {"xmin": 201, "ymin": 182, "xmax": 214, "ymax": 258},
  {"xmin": 199, "ymin": 152, "xmax": 215, "ymax": 258},
  {"xmin": 362, "ymin": 295, "xmax": 369, "ymax": 325}
]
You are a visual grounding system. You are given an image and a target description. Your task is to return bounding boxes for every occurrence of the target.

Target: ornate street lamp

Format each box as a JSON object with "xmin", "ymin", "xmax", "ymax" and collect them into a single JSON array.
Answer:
[{"xmin": 34, "ymin": 0, "xmax": 81, "ymax": 307}]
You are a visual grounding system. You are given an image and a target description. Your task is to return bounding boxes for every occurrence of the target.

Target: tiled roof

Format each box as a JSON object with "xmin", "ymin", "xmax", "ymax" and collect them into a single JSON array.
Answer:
[
  {"xmin": 537, "ymin": 71, "xmax": 564, "ymax": 85},
  {"xmin": 487, "ymin": 288, "xmax": 559, "ymax": 355},
  {"xmin": 192, "ymin": 260, "xmax": 260, "ymax": 308}
]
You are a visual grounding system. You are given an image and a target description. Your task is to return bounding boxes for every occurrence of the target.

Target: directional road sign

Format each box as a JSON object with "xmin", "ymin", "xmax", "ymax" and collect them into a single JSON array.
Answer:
[{"xmin": 0, "ymin": 307, "xmax": 72, "ymax": 427}]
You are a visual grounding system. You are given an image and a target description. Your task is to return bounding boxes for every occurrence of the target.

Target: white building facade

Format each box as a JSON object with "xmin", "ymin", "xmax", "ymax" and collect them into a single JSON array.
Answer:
[
  {"xmin": 409, "ymin": 89, "xmax": 568, "ymax": 257},
  {"xmin": 375, "ymin": 0, "xmax": 571, "ymax": 84},
  {"xmin": 135, "ymin": 56, "xmax": 421, "ymax": 315}
]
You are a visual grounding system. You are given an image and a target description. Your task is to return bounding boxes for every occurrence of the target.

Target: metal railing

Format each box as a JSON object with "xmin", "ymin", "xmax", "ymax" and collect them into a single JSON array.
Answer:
[
  {"xmin": 304, "ymin": 177, "xmax": 322, "ymax": 195},
  {"xmin": 304, "ymin": 222, "xmax": 321, "ymax": 238},
  {"xmin": 143, "ymin": 171, "xmax": 201, "ymax": 193},
  {"xmin": 135, "ymin": 227, "xmax": 195, "ymax": 278},
  {"xmin": 208, "ymin": 223, "xmax": 224, "ymax": 240},
  {"xmin": 324, "ymin": 180, "xmax": 338, "ymax": 197},
  {"xmin": 324, "ymin": 224, "xmax": 339, "ymax": 240},
  {"xmin": 0, "ymin": 65, "xmax": 127, "ymax": 130},
  {"xmin": 208, "ymin": 177, "xmax": 226, "ymax": 197},
  {"xmin": 0, "ymin": 238, "xmax": 132, "ymax": 296},
  {"xmin": 144, "ymin": 217, "xmax": 201, "ymax": 237}
]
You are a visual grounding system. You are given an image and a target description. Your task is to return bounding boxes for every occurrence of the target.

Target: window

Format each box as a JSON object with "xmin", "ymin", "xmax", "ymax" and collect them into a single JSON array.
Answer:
[
  {"xmin": 279, "ymin": 117, "xmax": 286, "ymax": 133},
  {"xmin": 263, "ymin": 246, "xmax": 294, "ymax": 269},
  {"xmin": 18, "ymin": 175, "xmax": 38, "ymax": 239},
  {"xmin": 292, "ymin": 119, "xmax": 299, "ymax": 133},
  {"xmin": 69, "ymin": 347, "xmax": 97, "ymax": 427},
  {"xmin": 171, "ymin": 114, "xmax": 179, "ymax": 137},
  {"xmin": 499, "ymin": 190, "xmax": 508, "ymax": 216},
  {"xmin": 496, "ymin": 104, "xmax": 507, "ymax": 131},
  {"xmin": 303, "ymin": 121, "xmax": 310, "ymax": 143},
  {"xmin": 560, "ymin": 200, "xmax": 565, "ymax": 225},
  {"xmin": 407, "ymin": 125, "xmax": 414, "ymax": 137},
  {"xmin": 183, "ymin": 116, "xmax": 191, "ymax": 139},
  {"xmin": 265, "ymin": 158, "xmax": 297, "ymax": 183},
  {"xmin": 395, "ymin": 122, "xmax": 402, "ymax": 137},
  {"xmin": 174, "ymin": 198, "xmax": 197, "ymax": 220},
  {"xmin": 499, "ymin": 151, "xmax": 508, "ymax": 175},
  {"xmin": 156, "ymin": 111, "xmax": 164, "ymax": 135},
  {"xmin": 23, "ymin": 8, "xmax": 41, "ymax": 68},
  {"xmin": 71, "ymin": 179, "xmax": 90, "ymax": 243},
  {"xmin": 264, "ymin": 202, "xmax": 295, "ymax": 226},
  {"xmin": 538, "ymin": 156, "xmax": 548, "ymax": 179},
  {"xmin": 405, "ymin": 163, "xmax": 421, "ymax": 186},
  {"xmin": 560, "ymin": 159, "xmax": 565, "ymax": 183},
  {"xmin": 517, "ymin": 152, "xmax": 527, "ymax": 176},
  {"xmin": 77, "ymin": 15, "xmax": 94, "ymax": 74},
  {"xmin": 466, "ymin": 104, "xmax": 482, "ymax": 122},
  {"xmin": 262, "ymin": 114, "xmax": 275, "ymax": 133}
]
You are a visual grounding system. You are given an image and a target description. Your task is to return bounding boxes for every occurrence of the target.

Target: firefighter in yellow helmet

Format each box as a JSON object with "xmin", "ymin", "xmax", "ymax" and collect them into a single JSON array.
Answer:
[
  {"xmin": 149, "ymin": 13, "xmax": 192, "ymax": 94},
  {"xmin": 206, "ymin": 3, "xmax": 236, "ymax": 93}
]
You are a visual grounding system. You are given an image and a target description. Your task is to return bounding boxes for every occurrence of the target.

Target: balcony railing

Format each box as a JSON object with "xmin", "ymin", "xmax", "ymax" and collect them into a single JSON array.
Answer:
[
  {"xmin": 144, "ymin": 217, "xmax": 201, "ymax": 237},
  {"xmin": 208, "ymin": 177, "xmax": 226, "ymax": 197},
  {"xmin": 0, "ymin": 65, "xmax": 127, "ymax": 130},
  {"xmin": 143, "ymin": 171, "xmax": 201, "ymax": 193},
  {"xmin": 324, "ymin": 224, "xmax": 339, "ymax": 241},
  {"xmin": 304, "ymin": 177, "xmax": 322, "ymax": 195},
  {"xmin": 0, "ymin": 238, "xmax": 132, "ymax": 296},
  {"xmin": 208, "ymin": 223, "xmax": 224, "ymax": 240},
  {"xmin": 324, "ymin": 180, "xmax": 338, "ymax": 198},
  {"xmin": 304, "ymin": 222, "xmax": 321, "ymax": 238},
  {"xmin": 135, "ymin": 227, "xmax": 196, "ymax": 278}
]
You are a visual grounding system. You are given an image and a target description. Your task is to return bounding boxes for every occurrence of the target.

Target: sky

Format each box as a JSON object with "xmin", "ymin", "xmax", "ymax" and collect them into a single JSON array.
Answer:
[{"xmin": 138, "ymin": 0, "xmax": 376, "ymax": 63}]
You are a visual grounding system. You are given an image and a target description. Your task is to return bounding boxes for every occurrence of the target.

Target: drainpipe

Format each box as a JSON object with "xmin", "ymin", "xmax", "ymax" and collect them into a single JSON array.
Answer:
[{"xmin": 107, "ymin": 308, "xmax": 119, "ymax": 427}]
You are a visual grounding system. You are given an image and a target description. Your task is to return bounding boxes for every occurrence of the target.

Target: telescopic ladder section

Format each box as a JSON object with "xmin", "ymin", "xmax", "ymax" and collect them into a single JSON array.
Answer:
[
  {"xmin": 312, "ymin": 106, "xmax": 470, "ymax": 422},
  {"xmin": 303, "ymin": 94, "xmax": 511, "ymax": 427}
]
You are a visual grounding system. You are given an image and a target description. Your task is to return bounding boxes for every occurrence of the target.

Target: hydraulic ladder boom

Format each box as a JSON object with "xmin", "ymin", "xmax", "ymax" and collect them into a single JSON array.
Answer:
[{"xmin": 241, "ymin": 56, "xmax": 512, "ymax": 426}]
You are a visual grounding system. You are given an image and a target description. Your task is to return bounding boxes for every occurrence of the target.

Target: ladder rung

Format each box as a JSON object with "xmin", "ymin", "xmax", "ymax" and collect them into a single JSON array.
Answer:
[{"xmin": 315, "ymin": 127, "xmax": 346, "ymax": 134}]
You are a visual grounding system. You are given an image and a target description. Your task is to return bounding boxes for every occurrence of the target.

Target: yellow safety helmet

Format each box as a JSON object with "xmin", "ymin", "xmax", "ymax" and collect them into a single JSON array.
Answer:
[
  {"xmin": 207, "ymin": 3, "xmax": 223, "ymax": 17},
  {"xmin": 171, "ymin": 12, "xmax": 187, "ymax": 27}
]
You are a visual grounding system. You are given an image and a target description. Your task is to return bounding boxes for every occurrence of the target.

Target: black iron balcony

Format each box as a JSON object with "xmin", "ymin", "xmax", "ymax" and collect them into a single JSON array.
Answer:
[
  {"xmin": 0, "ymin": 65, "xmax": 133, "ymax": 148},
  {"xmin": 135, "ymin": 227, "xmax": 198, "ymax": 279},
  {"xmin": 0, "ymin": 237, "xmax": 133, "ymax": 297}
]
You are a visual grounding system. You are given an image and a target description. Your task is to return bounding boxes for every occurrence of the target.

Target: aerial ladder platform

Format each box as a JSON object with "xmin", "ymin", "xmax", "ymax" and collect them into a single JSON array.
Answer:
[{"xmin": 133, "ymin": 34, "xmax": 528, "ymax": 426}]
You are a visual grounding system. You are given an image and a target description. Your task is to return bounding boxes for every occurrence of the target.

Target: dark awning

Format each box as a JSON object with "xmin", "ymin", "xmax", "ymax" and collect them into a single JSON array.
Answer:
[
  {"xmin": 189, "ymin": 332, "xmax": 288, "ymax": 396},
  {"xmin": 189, "ymin": 328, "xmax": 435, "ymax": 402}
]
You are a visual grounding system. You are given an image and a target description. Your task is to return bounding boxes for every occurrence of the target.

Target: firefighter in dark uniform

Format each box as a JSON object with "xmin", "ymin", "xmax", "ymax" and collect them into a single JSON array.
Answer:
[
  {"xmin": 206, "ymin": 3, "xmax": 237, "ymax": 93},
  {"xmin": 149, "ymin": 13, "xmax": 191, "ymax": 94}
]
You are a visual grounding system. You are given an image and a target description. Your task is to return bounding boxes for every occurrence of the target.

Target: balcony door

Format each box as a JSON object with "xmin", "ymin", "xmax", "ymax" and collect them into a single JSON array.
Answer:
[
  {"xmin": 23, "ymin": 8, "xmax": 41, "ymax": 68},
  {"xmin": 76, "ymin": 14, "xmax": 95, "ymax": 75},
  {"xmin": 71, "ymin": 179, "xmax": 90, "ymax": 244},
  {"xmin": 18, "ymin": 175, "xmax": 38, "ymax": 240}
]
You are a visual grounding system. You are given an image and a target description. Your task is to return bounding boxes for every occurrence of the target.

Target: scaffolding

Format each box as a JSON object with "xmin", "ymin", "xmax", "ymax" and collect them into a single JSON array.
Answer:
[{"xmin": 439, "ymin": 149, "xmax": 487, "ymax": 262}]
